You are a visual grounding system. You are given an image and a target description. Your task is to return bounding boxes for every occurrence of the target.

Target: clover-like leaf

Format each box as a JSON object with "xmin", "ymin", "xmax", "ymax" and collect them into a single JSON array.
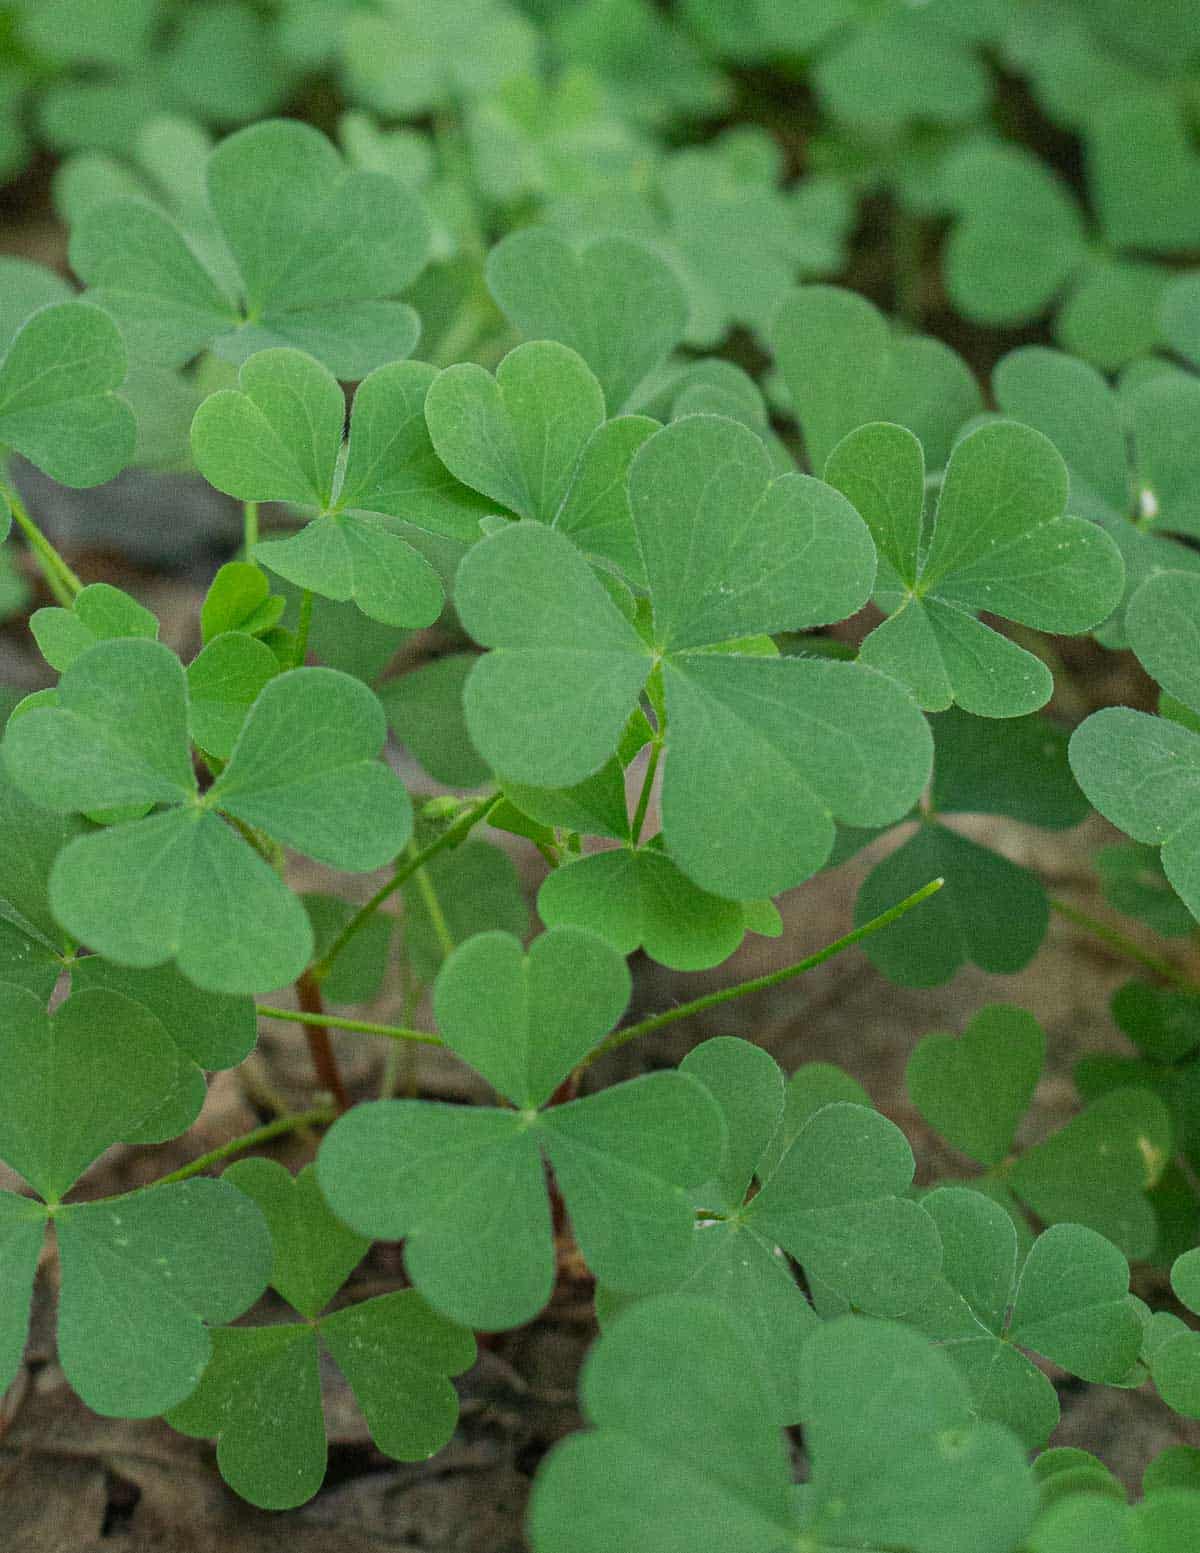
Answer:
[
  {"xmin": 31, "ymin": 583, "xmax": 158, "ymax": 673},
  {"xmin": 0, "ymin": 300, "xmax": 135, "ymax": 486},
  {"xmin": 1009, "ymin": 1088, "xmax": 1173, "ymax": 1260},
  {"xmin": 826, "ymin": 420, "xmax": 1124, "ymax": 716},
  {"xmin": 528, "ymin": 1295, "xmax": 797, "ymax": 1553},
  {"xmin": 200, "ymin": 561, "xmax": 285, "ymax": 644},
  {"xmin": 2, "ymin": 639, "xmax": 411, "ymax": 993},
  {"xmin": 70, "ymin": 118, "xmax": 431, "ymax": 377},
  {"xmin": 459, "ymin": 415, "xmax": 930, "ymax": 900},
  {"xmin": 907, "ymin": 1006, "xmax": 1045, "ymax": 1168},
  {"xmin": 772, "ymin": 284, "xmax": 982, "ymax": 474},
  {"xmin": 485, "ymin": 228, "xmax": 688, "ymax": 413},
  {"xmin": 319, "ymin": 931, "xmax": 723, "ymax": 1328},
  {"xmin": 905, "ymin": 1190, "xmax": 1140, "ymax": 1447},
  {"xmin": 186, "ymin": 631, "xmax": 278, "ymax": 760},
  {"xmin": 1070, "ymin": 572, "xmax": 1200, "ymax": 923}
]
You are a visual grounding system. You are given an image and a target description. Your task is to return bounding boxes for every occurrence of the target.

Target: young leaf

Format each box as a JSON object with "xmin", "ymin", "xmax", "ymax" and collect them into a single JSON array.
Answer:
[
  {"xmin": 826, "ymin": 420, "xmax": 1124, "ymax": 716},
  {"xmin": 772, "ymin": 284, "xmax": 982, "ymax": 473},
  {"xmin": 484, "ymin": 228, "xmax": 688, "ymax": 413},
  {"xmin": 0, "ymin": 301, "xmax": 135, "ymax": 486},
  {"xmin": 71, "ymin": 118, "xmax": 431, "ymax": 377},
  {"xmin": 200, "ymin": 561, "xmax": 285, "ymax": 644},
  {"xmin": 54, "ymin": 1177, "xmax": 271, "ymax": 1416},
  {"xmin": 528, "ymin": 1295, "xmax": 798, "ymax": 1553},
  {"xmin": 458, "ymin": 415, "xmax": 930, "ymax": 899},
  {"xmin": 907, "ymin": 1006, "xmax": 1045, "ymax": 1167}
]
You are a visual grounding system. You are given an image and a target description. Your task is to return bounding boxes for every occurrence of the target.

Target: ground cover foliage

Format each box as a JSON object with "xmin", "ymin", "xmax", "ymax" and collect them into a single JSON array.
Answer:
[{"xmin": 0, "ymin": 3, "xmax": 1198, "ymax": 1549}]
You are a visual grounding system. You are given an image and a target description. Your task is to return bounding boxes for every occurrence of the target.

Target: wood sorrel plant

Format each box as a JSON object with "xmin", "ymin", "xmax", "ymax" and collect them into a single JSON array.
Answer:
[{"xmin": 0, "ymin": 115, "xmax": 1197, "ymax": 1553}]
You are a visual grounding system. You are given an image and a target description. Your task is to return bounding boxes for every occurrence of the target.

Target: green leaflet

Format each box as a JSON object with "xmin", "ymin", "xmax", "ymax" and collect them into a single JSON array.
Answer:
[
  {"xmin": 191, "ymin": 349, "xmax": 479, "ymax": 625},
  {"xmin": 772, "ymin": 284, "xmax": 982, "ymax": 473},
  {"xmin": 458, "ymin": 414, "xmax": 929, "ymax": 900},
  {"xmin": 380, "ymin": 653, "xmax": 491, "ymax": 789},
  {"xmin": 200, "ymin": 562, "xmax": 286, "ymax": 644},
  {"xmin": 484, "ymin": 228, "xmax": 688, "ymax": 413},
  {"xmin": 31, "ymin": 583, "xmax": 158, "ymax": 673},
  {"xmin": 318, "ymin": 929, "xmax": 724, "ymax": 1328},
  {"xmin": 907, "ymin": 1006, "xmax": 1046, "ymax": 1167},
  {"xmin": 186, "ymin": 631, "xmax": 278, "ymax": 760},
  {"xmin": 70, "ymin": 118, "xmax": 430, "ymax": 377},
  {"xmin": 2, "ymin": 640, "xmax": 411, "ymax": 993},
  {"xmin": 1070, "ymin": 572, "xmax": 1200, "ymax": 923},
  {"xmin": 904, "ymin": 1189, "xmax": 1140, "ymax": 1447},
  {"xmin": 0, "ymin": 767, "xmax": 85, "ymax": 1000},
  {"xmin": 0, "ymin": 300, "xmax": 135, "ymax": 486},
  {"xmin": 826, "ymin": 420, "xmax": 1124, "ymax": 716}
]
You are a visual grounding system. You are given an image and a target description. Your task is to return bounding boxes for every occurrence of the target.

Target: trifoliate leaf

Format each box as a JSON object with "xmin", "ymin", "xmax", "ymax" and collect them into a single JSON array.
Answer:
[
  {"xmin": 71, "ymin": 119, "xmax": 430, "ymax": 377},
  {"xmin": 425, "ymin": 340, "xmax": 606, "ymax": 525},
  {"xmin": 772, "ymin": 284, "xmax": 982, "ymax": 473},
  {"xmin": 458, "ymin": 415, "xmax": 929, "ymax": 900},
  {"xmin": 485, "ymin": 229, "xmax": 688, "ymax": 413},
  {"xmin": 1009, "ymin": 1088, "xmax": 1173, "ymax": 1259},
  {"xmin": 796, "ymin": 1316, "xmax": 1036, "ymax": 1553},
  {"xmin": 826, "ymin": 420, "xmax": 1124, "ymax": 715},
  {"xmin": 0, "ymin": 984, "xmax": 180, "ymax": 1202},
  {"xmin": 431, "ymin": 927, "xmax": 630, "ymax": 1109},
  {"xmin": 747, "ymin": 1101, "xmax": 942, "ymax": 1316},
  {"xmin": 530, "ymin": 1296, "xmax": 797, "ymax": 1552},
  {"xmin": 907, "ymin": 1005, "xmax": 1045, "ymax": 1167},
  {"xmin": 31, "ymin": 584, "xmax": 158, "ymax": 673},
  {"xmin": 380, "ymin": 655, "xmax": 490, "ymax": 788},
  {"xmin": 755, "ymin": 1061, "xmax": 872, "ymax": 1185},
  {"xmin": 0, "ymin": 301, "xmax": 135, "ymax": 486},
  {"xmin": 401, "ymin": 839, "xmax": 529, "ymax": 985},
  {"xmin": 54, "ymin": 1176, "xmax": 271, "ymax": 1416}
]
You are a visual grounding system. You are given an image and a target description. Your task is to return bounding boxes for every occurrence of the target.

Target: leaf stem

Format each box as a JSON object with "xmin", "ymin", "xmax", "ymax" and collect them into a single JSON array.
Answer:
[
  {"xmin": 297, "ymin": 969, "xmax": 351, "ymax": 1113},
  {"xmin": 293, "ymin": 587, "xmax": 314, "ymax": 667},
  {"xmin": 310, "ymin": 794, "xmax": 500, "ymax": 981},
  {"xmin": 256, "ymin": 1003, "xmax": 444, "ymax": 1045},
  {"xmin": 1049, "ymin": 897, "xmax": 1200, "ymax": 993},
  {"xmin": 588, "ymin": 876, "xmax": 946, "ymax": 1062},
  {"xmin": 1, "ymin": 479, "xmax": 83, "ymax": 604},
  {"xmin": 630, "ymin": 738, "xmax": 663, "ymax": 847},
  {"xmin": 243, "ymin": 500, "xmax": 259, "ymax": 553},
  {"xmin": 411, "ymin": 843, "xmax": 456, "ymax": 959},
  {"xmin": 153, "ymin": 1106, "xmax": 337, "ymax": 1186}
]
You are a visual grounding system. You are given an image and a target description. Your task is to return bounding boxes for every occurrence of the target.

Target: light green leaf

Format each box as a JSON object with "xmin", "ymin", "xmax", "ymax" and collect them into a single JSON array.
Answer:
[
  {"xmin": 431, "ymin": 927, "xmax": 631, "ymax": 1108},
  {"xmin": 31, "ymin": 584, "xmax": 158, "ymax": 674},
  {"xmin": 55, "ymin": 1176, "xmax": 271, "ymax": 1417},
  {"xmin": 679, "ymin": 1036, "xmax": 784, "ymax": 1214},
  {"xmin": 186, "ymin": 632, "xmax": 278, "ymax": 760},
  {"xmin": 425, "ymin": 341, "xmax": 606, "ymax": 523},
  {"xmin": 827, "ymin": 420, "xmax": 1124, "ymax": 715},
  {"xmin": 200, "ymin": 562, "xmax": 285, "ymax": 644},
  {"xmin": 485, "ymin": 229, "xmax": 688, "ymax": 412},
  {"xmin": 255, "ymin": 512, "xmax": 444, "ymax": 628},
  {"xmin": 1009, "ymin": 1223, "xmax": 1142, "ymax": 1382},
  {"xmin": 0, "ymin": 985, "xmax": 180, "ymax": 1201},
  {"xmin": 907, "ymin": 1006, "xmax": 1045, "ymax": 1166}
]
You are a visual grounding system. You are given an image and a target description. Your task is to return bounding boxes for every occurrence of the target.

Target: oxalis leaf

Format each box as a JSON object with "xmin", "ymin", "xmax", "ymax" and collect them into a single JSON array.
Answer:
[
  {"xmin": 903, "ymin": 1189, "xmax": 1141, "ymax": 1448},
  {"xmin": 317, "ymin": 927, "xmax": 725, "ymax": 1329},
  {"xmin": 166, "ymin": 1160, "xmax": 475, "ymax": 1509},
  {"xmin": 0, "ymin": 982, "xmax": 271, "ymax": 1413},
  {"xmin": 1, "ymin": 638, "xmax": 412, "ymax": 993},
  {"xmin": 0, "ymin": 766, "xmax": 86, "ymax": 1001},
  {"xmin": 1070, "ymin": 572, "xmax": 1200, "ymax": 925},
  {"xmin": 825, "ymin": 419, "xmax": 1125, "ymax": 717},
  {"xmin": 0, "ymin": 299, "xmax": 135, "ymax": 485},
  {"xmin": 69, "ymin": 118, "xmax": 431, "ymax": 377},
  {"xmin": 457, "ymin": 413, "xmax": 931, "ymax": 900},
  {"xmin": 484, "ymin": 227, "xmax": 689, "ymax": 414},
  {"xmin": 191, "ymin": 348, "xmax": 487, "ymax": 624},
  {"xmin": 528, "ymin": 1296, "xmax": 1036, "ymax": 1553}
]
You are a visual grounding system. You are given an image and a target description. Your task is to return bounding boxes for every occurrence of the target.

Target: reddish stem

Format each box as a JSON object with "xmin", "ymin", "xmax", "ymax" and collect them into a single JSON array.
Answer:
[{"xmin": 297, "ymin": 970, "xmax": 351, "ymax": 1114}]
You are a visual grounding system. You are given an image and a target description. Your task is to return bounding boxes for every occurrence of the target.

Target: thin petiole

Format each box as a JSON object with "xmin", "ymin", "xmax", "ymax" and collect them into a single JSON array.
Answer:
[
  {"xmin": 1, "ymin": 479, "xmax": 83, "ymax": 604},
  {"xmin": 153, "ymin": 1106, "xmax": 337, "ymax": 1186},
  {"xmin": 630, "ymin": 738, "xmax": 663, "ymax": 847},
  {"xmin": 256, "ymin": 1004, "xmax": 445, "ymax": 1046},
  {"xmin": 1049, "ymin": 897, "xmax": 1200, "ymax": 994},
  {"xmin": 310, "ymin": 793, "xmax": 501, "ymax": 981},
  {"xmin": 588, "ymin": 876, "xmax": 946, "ymax": 1062}
]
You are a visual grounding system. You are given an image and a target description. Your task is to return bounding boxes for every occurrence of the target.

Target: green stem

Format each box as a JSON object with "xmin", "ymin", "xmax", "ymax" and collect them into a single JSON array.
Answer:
[
  {"xmin": 1, "ymin": 479, "xmax": 82, "ymax": 604},
  {"xmin": 256, "ymin": 1004, "xmax": 444, "ymax": 1045},
  {"xmin": 1049, "ymin": 897, "xmax": 1200, "ymax": 993},
  {"xmin": 293, "ymin": 587, "xmax": 314, "ymax": 668},
  {"xmin": 630, "ymin": 739, "xmax": 663, "ymax": 847},
  {"xmin": 243, "ymin": 500, "xmax": 259, "ymax": 553},
  {"xmin": 311, "ymin": 794, "xmax": 500, "ymax": 981},
  {"xmin": 412, "ymin": 846, "xmax": 456, "ymax": 960},
  {"xmin": 588, "ymin": 877, "xmax": 946, "ymax": 1063},
  {"xmin": 154, "ymin": 1106, "xmax": 337, "ymax": 1186}
]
